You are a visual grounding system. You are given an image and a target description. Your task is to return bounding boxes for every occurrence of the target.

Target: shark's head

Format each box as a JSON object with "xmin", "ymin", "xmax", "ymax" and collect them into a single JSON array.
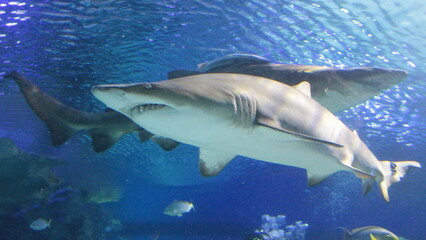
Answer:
[{"xmin": 92, "ymin": 82, "xmax": 182, "ymax": 118}]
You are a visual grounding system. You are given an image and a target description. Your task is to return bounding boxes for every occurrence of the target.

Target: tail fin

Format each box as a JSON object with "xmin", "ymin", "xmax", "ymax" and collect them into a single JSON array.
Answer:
[
  {"xmin": 47, "ymin": 218, "xmax": 52, "ymax": 228},
  {"xmin": 378, "ymin": 160, "xmax": 421, "ymax": 203},
  {"xmin": 4, "ymin": 71, "xmax": 81, "ymax": 145}
]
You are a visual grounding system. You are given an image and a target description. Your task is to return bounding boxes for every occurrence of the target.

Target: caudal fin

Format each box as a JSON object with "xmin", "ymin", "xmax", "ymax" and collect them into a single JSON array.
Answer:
[
  {"xmin": 378, "ymin": 160, "xmax": 421, "ymax": 203},
  {"xmin": 4, "ymin": 71, "xmax": 82, "ymax": 145}
]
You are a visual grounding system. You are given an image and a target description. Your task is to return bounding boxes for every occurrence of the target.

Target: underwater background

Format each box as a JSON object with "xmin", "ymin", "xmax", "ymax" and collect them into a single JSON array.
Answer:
[{"xmin": 0, "ymin": 0, "xmax": 425, "ymax": 239}]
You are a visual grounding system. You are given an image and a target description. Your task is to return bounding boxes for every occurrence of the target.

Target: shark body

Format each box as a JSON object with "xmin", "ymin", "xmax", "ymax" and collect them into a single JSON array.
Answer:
[
  {"xmin": 4, "ymin": 55, "xmax": 407, "ymax": 152},
  {"xmin": 92, "ymin": 73, "xmax": 420, "ymax": 202},
  {"xmin": 169, "ymin": 54, "xmax": 408, "ymax": 112}
]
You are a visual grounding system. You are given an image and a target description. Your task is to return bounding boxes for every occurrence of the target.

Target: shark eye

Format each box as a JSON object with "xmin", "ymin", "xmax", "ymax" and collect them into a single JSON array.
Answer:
[{"xmin": 143, "ymin": 83, "xmax": 152, "ymax": 89}]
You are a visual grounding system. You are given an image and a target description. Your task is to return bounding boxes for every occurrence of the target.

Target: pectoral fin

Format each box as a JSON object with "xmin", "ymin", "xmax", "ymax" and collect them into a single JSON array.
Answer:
[
  {"xmin": 138, "ymin": 130, "xmax": 154, "ymax": 142},
  {"xmin": 199, "ymin": 149, "xmax": 236, "ymax": 177},
  {"xmin": 307, "ymin": 171, "xmax": 331, "ymax": 186},
  {"xmin": 88, "ymin": 130, "xmax": 121, "ymax": 152},
  {"xmin": 152, "ymin": 136, "xmax": 180, "ymax": 151},
  {"xmin": 339, "ymin": 159, "xmax": 376, "ymax": 179},
  {"xmin": 256, "ymin": 117, "xmax": 343, "ymax": 148}
]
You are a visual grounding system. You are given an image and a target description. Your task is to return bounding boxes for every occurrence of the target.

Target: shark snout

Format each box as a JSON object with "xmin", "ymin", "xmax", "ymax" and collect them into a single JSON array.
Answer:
[
  {"xmin": 92, "ymin": 85, "xmax": 124, "ymax": 93},
  {"xmin": 92, "ymin": 85, "xmax": 128, "ymax": 110}
]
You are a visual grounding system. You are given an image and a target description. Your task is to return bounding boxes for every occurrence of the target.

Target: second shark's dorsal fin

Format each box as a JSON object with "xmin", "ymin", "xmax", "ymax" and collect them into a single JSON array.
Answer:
[
  {"xmin": 198, "ymin": 149, "xmax": 236, "ymax": 177},
  {"xmin": 256, "ymin": 117, "xmax": 343, "ymax": 147},
  {"xmin": 292, "ymin": 81, "xmax": 311, "ymax": 97}
]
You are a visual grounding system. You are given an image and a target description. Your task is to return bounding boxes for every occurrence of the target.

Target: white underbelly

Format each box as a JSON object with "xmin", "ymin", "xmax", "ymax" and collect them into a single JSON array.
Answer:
[{"xmin": 135, "ymin": 109, "xmax": 349, "ymax": 175}]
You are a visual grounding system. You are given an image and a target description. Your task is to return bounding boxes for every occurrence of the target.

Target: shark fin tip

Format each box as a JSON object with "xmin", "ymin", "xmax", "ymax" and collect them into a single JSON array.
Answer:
[
  {"xmin": 88, "ymin": 130, "xmax": 121, "ymax": 152},
  {"xmin": 152, "ymin": 136, "xmax": 180, "ymax": 151}
]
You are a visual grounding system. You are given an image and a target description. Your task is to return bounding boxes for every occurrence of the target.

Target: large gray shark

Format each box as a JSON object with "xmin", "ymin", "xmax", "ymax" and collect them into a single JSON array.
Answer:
[
  {"xmin": 169, "ymin": 54, "xmax": 408, "ymax": 112},
  {"xmin": 92, "ymin": 73, "xmax": 420, "ymax": 202},
  {"xmin": 4, "ymin": 55, "xmax": 407, "ymax": 152}
]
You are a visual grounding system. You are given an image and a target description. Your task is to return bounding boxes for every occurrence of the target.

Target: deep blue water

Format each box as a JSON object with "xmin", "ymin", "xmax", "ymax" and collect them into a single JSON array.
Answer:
[{"xmin": 0, "ymin": 1, "xmax": 425, "ymax": 240}]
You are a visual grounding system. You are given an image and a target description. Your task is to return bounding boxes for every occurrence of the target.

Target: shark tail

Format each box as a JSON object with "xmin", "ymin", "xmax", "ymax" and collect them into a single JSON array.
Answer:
[
  {"xmin": 47, "ymin": 218, "xmax": 53, "ymax": 228},
  {"xmin": 378, "ymin": 160, "xmax": 421, "ymax": 203},
  {"xmin": 4, "ymin": 71, "xmax": 82, "ymax": 146}
]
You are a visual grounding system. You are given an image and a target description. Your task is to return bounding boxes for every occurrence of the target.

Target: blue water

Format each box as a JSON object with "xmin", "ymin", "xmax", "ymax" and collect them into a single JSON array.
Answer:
[{"xmin": 0, "ymin": 1, "xmax": 425, "ymax": 239}]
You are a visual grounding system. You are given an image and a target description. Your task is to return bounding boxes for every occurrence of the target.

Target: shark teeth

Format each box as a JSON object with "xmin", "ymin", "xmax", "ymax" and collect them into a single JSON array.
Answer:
[{"xmin": 131, "ymin": 104, "xmax": 166, "ymax": 116}]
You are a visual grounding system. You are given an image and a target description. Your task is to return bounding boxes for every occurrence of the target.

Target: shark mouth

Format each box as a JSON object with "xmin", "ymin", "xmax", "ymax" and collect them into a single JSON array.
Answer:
[{"xmin": 130, "ymin": 104, "xmax": 168, "ymax": 116}]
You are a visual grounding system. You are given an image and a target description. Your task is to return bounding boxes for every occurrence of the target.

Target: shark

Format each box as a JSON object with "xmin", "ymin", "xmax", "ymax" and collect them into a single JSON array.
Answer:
[
  {"xmin": 92, "ymin": 73, "xmax": 420, "ymax": 202},
  {"xmin": 2, "ymin": 71, "xmax": 179, "ymax": 152},
  {"xmin": 169, "ymin": 54, "xmax": 408, "ymax": 112},
  {"xmin": 4, "ymin": 55, "xmax": 407, "ymax": 152}
]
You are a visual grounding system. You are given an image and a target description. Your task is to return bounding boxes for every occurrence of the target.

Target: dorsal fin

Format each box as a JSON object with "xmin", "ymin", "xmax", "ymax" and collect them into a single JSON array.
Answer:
[
  {"xmin": 199, "ymin": 148, "xmax": 236, "ymax": 177},
  {"xmin": 198, "ymin": 54, "xmax": 271, "ymax": 72},
  {"xmin": 293, "ymin": 81, "xmax": 311, "ymax": 97}
]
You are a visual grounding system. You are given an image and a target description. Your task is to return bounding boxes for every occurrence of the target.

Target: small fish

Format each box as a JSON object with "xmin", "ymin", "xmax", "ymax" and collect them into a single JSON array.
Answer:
[
  {"xmin": 30, "ymin": 218, "xmax": 52, "ymax": 231},
  {"xmin": 163, "ymin": 200, "xmax": 194, "ymax": 217},
  {"xmin": 342, "ymin": 226, "xmax": 399, "ymax": 240}
]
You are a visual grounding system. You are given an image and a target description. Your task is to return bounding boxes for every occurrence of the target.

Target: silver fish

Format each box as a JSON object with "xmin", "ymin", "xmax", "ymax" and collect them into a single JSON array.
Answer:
[
  {"xmin": 342, "ymin": 226, "xmax": 399, "ymax": 240},
  {"xmin": 163, "ymin": 200, "xmax": 194, "ymax": 217},
  {"xmin": 30, "ymin": 218, "xmax": 52, "ymax": 231}
]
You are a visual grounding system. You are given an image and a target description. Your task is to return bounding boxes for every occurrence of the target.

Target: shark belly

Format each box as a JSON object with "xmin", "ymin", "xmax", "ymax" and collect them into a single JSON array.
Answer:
[{"xmin": 132, "ymin": 108, "xmax": 349, "ymax": 177}]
